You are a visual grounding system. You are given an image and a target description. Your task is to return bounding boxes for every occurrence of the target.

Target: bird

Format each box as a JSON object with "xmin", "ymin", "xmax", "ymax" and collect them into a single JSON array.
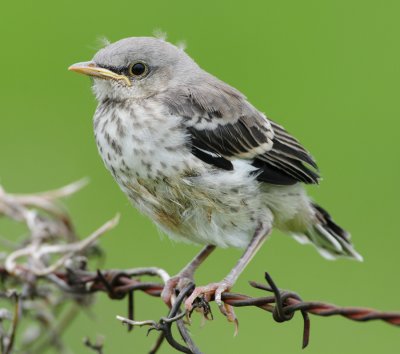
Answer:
[{"xmin": 69, "ymin": 36, "xmax": 362, "ymax": 323}]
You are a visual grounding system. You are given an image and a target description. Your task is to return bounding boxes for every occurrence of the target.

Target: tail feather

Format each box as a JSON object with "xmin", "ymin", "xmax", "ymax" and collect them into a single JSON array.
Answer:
[
  {"xmin": 294, "ymin": 203, "xmax": 363, "ymax": 261},
  {"xmin": 313, "ymin": 203, "xmax": 351, "ymax": 241}
]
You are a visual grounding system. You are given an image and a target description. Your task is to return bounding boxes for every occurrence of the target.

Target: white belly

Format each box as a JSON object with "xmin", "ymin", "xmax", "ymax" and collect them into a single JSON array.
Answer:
[{"xmin": 93, "ymin": 100, "xmax": 271, "ymax": 248}]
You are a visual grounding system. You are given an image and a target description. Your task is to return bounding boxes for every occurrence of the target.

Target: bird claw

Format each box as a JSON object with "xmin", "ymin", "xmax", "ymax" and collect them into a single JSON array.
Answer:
[
  {"xmin": 184, "ymin": 281, "xmax": 238, "ymax": 331},
  {"xmin": 161, "ymin": 274, "xmax": 194, "ymax": 307}
]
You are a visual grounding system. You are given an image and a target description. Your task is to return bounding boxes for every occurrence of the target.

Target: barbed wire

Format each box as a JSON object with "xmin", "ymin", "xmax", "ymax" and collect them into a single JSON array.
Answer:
[
  {"xmin": 59, "ymin": 267, "xmax": 400, "ymax": 352},
  {"xmin": 1, "ymin": 182, "xmax": 400, "ymax": 353}
]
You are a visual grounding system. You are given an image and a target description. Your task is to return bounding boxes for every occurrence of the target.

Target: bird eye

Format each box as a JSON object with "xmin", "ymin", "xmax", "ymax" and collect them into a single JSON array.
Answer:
[{"xmin": 129, "ymin": 62, "xmax": 148, "ymax": 77}]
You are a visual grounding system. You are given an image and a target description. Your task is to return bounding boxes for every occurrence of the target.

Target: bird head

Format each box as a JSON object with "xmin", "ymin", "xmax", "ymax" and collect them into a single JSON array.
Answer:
[{"xmin": 69, "ymin": 37, "xmax": 199, "ymax": 101}]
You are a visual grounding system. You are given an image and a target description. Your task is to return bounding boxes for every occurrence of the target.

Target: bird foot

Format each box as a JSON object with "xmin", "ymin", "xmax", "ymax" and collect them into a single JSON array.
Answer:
[
  {"xmin": 161, "ymin": 274, "xmax": 194, "ymax": 307},
  {"xmin": 184, "ymin": 280, "xmax": 238, "ymax": 333}
]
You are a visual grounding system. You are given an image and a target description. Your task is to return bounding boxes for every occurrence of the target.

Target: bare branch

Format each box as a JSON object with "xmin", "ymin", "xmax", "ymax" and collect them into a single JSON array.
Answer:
[{"xmin": 4, "ymin": 215, "xmax": 118, "ymax": 276}]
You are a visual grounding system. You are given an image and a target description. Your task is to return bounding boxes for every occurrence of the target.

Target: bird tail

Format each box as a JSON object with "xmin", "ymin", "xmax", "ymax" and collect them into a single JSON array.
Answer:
[{"xmin": 292, "ymin": 203, "xmax": 363, "ymax": 261}]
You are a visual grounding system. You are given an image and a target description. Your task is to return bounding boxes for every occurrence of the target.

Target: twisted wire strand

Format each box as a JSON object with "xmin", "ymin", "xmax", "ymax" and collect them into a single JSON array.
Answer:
[
  {"xmin": 79, "ymin": 269, "xmax": 400, "ymax": 351},
  {"xmin": 88, "ymin": 270, "xmax": 400, "ymax": 328}
]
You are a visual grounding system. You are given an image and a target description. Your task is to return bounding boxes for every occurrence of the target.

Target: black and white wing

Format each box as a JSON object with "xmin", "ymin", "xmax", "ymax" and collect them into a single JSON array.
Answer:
[{"xmin": 162, "ymin": 74, "xmax": 319, "ymax": 185}]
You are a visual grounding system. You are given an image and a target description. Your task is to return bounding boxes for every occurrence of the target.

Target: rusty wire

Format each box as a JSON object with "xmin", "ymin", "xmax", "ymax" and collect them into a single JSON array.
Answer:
[
  {"xmin": 37, "ymin": 266, "xmax": 400, "ymax": 353},
  {"xmin": 85, "ymin": 268, "xmax": 400, "ymax": 328},
  {"xmin": 3, "ymin": 265, "xmax": 400, "ymax": 354}
]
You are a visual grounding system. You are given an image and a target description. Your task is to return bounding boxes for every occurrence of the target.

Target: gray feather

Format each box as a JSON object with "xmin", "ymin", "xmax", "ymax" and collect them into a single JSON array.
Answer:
[{"xmin": 161, "ymin": 73, "xmax": 319, "ymax": 185}]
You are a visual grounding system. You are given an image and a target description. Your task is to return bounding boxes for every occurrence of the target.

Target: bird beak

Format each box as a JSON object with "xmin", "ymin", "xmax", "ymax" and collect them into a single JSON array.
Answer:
[{"xmin": 68, "ymin": 61, "xmax": 131, "ymax": 86}]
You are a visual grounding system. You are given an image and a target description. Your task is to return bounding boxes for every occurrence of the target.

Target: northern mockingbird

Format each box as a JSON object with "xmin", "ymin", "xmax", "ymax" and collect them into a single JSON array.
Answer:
[{"xmin": 69, "ymin": 36, "xmax": 361, "ymax": 323}]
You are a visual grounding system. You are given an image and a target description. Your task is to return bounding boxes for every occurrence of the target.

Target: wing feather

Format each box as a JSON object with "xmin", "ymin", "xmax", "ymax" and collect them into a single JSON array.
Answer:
[{"xmin": 161, "ymin": 73, "xmax": 319, "ymax": 185}]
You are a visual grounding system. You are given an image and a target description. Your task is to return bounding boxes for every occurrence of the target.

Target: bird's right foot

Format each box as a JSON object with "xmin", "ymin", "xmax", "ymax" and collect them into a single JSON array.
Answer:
[{"xmin": 161, "ymin": 274, "xmax": 194, "ymax": 307}]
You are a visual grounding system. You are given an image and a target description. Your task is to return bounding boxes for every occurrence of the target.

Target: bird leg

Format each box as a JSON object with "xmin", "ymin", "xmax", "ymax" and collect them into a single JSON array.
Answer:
[
  {"xmin": 161, "ymin": 244, "xmax": 216, "ymax": 306},
  {"xmin": 184, "ymin": 222, "xmax": 272, "ymax": 327}
]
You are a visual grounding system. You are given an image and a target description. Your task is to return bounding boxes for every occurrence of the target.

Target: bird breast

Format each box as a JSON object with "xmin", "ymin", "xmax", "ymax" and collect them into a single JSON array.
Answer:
[
  {"xmin": 93, "ymin": 99, "xmax": 201, "ymax": 179},
  {"xmin": 92, "ymin": 98, "xmax": 269, "ymax": 248}
]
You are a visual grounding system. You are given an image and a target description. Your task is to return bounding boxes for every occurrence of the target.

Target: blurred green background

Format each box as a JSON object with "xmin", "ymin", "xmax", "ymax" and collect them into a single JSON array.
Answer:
[{"xmin": 1, "ymin": 0, "xmax": 399, "ymax": 352}]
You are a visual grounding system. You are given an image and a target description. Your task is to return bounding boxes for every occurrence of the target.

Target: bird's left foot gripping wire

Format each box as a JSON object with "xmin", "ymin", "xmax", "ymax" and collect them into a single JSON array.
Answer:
[
  {"xmin": 184, "ymin": 280, "xmax": 238, "ymax": 333},
  {"xmin": 183, "ymin": 222, "xmax": 271, "ymax": 334}
]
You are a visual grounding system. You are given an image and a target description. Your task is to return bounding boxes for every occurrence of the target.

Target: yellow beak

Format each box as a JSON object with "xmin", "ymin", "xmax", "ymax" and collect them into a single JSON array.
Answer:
[{"xmin": 68, "ymin": 61, "xmax": 131, "ymax": 86}]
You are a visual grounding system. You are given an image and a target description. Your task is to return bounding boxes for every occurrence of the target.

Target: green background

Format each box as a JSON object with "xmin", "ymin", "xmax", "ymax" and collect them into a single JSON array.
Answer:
[{"xmin": 1, "ymin": 0, "xmax": 399, "ymax": 353}]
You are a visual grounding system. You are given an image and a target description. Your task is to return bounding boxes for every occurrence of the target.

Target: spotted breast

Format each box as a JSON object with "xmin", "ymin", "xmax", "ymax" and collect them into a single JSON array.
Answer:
[{"xmin": 93, "ymin": 97, "xmax": 267, "ymax": 248}]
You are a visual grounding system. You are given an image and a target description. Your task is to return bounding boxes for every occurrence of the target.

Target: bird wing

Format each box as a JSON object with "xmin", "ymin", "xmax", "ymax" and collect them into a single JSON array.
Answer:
[{"xmin": 161, "ymin": 74, "xmax": 319, "ymax": 185}]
